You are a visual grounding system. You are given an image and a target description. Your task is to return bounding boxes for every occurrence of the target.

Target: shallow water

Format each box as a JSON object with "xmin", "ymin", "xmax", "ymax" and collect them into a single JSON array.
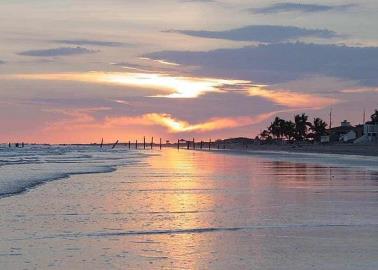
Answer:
[
  {"xmin": 0, "ymin": 148, "xmax": 377, "ymax": 269},
  {"xmin": 0, "ymin": 145, "xmax": 146, "ymax": 197}
]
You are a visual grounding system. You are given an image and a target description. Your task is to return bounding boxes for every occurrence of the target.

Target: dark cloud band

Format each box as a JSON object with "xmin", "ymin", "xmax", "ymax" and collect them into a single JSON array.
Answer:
[
  {"xmin": 146, "ymin": 42, "xmax": 378, "ymax": 86},
  {"xmin": 250, "ymin": 3, "xmax": 356, "ymax": 14},
  {"xmin": 18, "ymin": 47, "xmax": 98, "ymax": 57},
  {"xmin": 165, "ymin": 25, "xmax": 337, "ymax": 43},
  {"xmin": 53, "ymin": 39, "xmax": 128, "ymax": 47}
]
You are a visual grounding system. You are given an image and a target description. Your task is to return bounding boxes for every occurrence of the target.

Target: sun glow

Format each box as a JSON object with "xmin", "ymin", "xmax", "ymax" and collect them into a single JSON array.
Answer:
[
  {"xmin": 11, "ymin": 72, "xmax": 248, "ymax": 98},
  {"xmin": 148, "ymin": 112, "xmax": 283, "ymax": 133}
]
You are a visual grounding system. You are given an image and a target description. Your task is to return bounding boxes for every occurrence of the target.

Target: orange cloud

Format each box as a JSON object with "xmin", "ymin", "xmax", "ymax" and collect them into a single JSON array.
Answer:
[
  {"xmin": 43, "ymin": 108, "xmax": 277, "ymax": 134},
  {"xmin": 140, "ymin": 113, "xmax": 276, "ymax": 133},
  {"xmin": 340, "ymin": 87, "xmax": 378, "ymax": 94},
  {"xmin": 248, "ymin": 85, "xmax": 339, "ymax": 109}
]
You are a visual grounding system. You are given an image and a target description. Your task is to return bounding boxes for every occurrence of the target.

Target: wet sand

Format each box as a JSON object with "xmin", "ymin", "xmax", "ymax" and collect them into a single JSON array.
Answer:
[
  {"xmin": 0, "ymin": 149, "xmax": 377, "ymax": 269},
  {"xmin": 224, "ymin": 143, "xmax": 378, "ymax": 157}
]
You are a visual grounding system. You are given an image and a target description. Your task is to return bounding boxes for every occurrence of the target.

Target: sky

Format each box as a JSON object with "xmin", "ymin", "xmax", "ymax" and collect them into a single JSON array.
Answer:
[{"xmin": 0, "ymin": 0, "xmax": 377, "ymax": 143}]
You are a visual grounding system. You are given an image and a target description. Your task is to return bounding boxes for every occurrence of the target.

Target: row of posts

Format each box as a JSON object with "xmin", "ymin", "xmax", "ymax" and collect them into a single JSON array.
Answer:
[
  {"xmin": 7, "ymin": 142, "xmax": 24, "ymax": 148},
  {"xmin": 101, "ymin": 137, "xmax": 163, "ymax": 150},
  {"xmin": 100, "ymin": 137, "xmax": 225, "ymax": 150},
  {"xmin": 176, "ymin": 138, "xmax": 223, "ymax": 150}
]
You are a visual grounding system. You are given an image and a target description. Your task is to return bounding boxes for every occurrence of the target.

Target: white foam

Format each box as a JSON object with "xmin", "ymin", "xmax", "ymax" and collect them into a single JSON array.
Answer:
[{"xmin": 0, "ymin": 145, "xmax": 146, "ymax": 197}]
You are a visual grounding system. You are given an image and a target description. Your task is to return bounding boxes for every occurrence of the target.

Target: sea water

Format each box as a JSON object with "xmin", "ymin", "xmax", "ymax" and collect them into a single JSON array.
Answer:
[
  {"xmin": 0, "ymin": 145, "xmax": 146, "ymax": 197},
  {"xmin": 0, "ymin": 147, "xmax": 377, "ymax": 269}
]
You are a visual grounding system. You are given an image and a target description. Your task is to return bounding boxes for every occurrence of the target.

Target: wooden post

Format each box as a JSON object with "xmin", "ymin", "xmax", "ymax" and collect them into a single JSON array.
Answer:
[
  {"xmin": 143, "ymin": 136, "xmax": 146, "ymax": 149},
  {"xmin": 177, "ymin": 139, "xmax": 180, "ymax": 150},
  {"xmin": 193, "ymin": 138, "xmax": 195, "ymax": 149},
  {"xmin": 159, "ymin": 138, "xmax": 162, "ymax": 150},
  {"xmin": 209, "ymin": 139, "xmax": 211, "ymax": 150},
  {"xmin": 112, "ymin": 140, "xmax": 119, "ymax": 149},
  {"xmin": 151, "ymin": 137, "xmax": 153, "ymax": 149}
]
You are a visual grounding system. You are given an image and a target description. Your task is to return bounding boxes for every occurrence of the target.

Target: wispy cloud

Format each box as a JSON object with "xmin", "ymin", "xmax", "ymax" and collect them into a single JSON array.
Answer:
[
  {"xmin": 17, "ymin": 47, "xmax": 98, "ymax": 57},
  {"xmin": 179, "ymin": 0, "xmax": 217, "ymax": 3},
  {"xmin": 46, "ymin": 110, "xmax": 278, "ymax": 134},
  {"xmin": 165, "ymin": 25, "xmax": 337, "ymax": 43},
  {"xmin": 7, "ymin": 72, "xmax": 248, "ymax": 98},
  {"xmin": 248, "ymin": 86, "xmax": 338, "ymax": 109},
  {"xmin": 140, "ymin": 57, "xmax": 180, "ymax": 66},
  {"xmin": 53, "ymin": 39, "xmax": 129, "ymax": 47},
  {"xmin": 138, "ymin": 112, "xmax": 278, "ymax": 133},
  {"xmin": 340, "ymin": 87, "xmax": 378, "ymax": 94},
  {"xmin": 180, "ymin": 0, "xmax": 215, "ymax": 3},
  {"xmin": 250, "ymin": 3, "xmax": 356, "ymax": 14}
]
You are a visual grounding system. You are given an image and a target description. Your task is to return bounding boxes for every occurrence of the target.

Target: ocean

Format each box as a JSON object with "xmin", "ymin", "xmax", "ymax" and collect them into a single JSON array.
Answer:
[{"xmin": 0, "ymin": 146, "xmax": 377, "ymax": 269}]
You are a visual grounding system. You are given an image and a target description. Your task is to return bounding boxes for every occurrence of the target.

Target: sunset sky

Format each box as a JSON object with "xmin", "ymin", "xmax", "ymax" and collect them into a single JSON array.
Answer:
[{"xmin": 1, "ymin": 0, "xmax": 377, "ymax": 143}]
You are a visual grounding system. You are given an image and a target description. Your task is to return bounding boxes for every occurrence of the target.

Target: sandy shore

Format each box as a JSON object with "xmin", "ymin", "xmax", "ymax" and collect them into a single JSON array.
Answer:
[{"xmin": 221, "ymin": 143, "xmax": 378, "ymax": 157}]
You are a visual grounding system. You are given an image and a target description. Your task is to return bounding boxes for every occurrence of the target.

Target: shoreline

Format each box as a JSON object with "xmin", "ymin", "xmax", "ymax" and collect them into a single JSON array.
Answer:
[
  {"xmin": 187, "ymin": 145, "xmax": 378, "ymax": 172},
  {"xmin": 208, "ymin": 143, "xmax": 378, "ymax": 157}
]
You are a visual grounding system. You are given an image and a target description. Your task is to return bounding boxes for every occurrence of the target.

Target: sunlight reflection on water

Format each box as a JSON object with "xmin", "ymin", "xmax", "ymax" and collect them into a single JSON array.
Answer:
[{"xmin": 0, "ymin": 148, "xmax": 377, "ymax": 269}]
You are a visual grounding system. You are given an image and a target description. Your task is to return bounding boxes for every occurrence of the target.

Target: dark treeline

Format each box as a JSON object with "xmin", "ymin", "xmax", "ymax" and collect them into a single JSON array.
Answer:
[
  {"xmin": 258, "ymin": 113, "xmax": 328, "ymax": 143},
  {"xmin": 258, "ymin": 110, "xmax": 378, "ymax": 143}
]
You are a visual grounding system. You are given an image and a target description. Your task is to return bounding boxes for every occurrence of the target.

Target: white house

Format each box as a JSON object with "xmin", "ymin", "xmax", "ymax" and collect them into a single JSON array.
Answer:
[
  {"xmin": 354, "ymin": 122, "xmax": 378, "ymax": 143},
  {"xmin": 339, "ymin": 130, "xmax": 357, "ymax": 142},
  {"xmin": 364, "ymin": 122, "xmax": 378, "ymax": 142}
]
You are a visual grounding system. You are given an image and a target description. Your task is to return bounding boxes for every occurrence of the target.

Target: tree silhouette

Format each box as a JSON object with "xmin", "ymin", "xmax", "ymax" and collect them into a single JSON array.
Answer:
[
  {"xmin": 268, "ymin": 117, "xmax": 285, "ymax": 139},
  {"xmin": 282, "ymin": 120, "xmax": 296, "ymax": 141},
  {"xmin": 260, "ymin": 129, "xmax": 272, "ymax": 140},
  {"xmin": 294, "ymin": 113, "xmax": 312, "ymax": 141},
  {"xmin": 310, "ymin": 117, "xmax": 328, "ymax": 141},
  {"xmin": 371, "ymin": 109, "xmax": 378, "ymax": 123}
]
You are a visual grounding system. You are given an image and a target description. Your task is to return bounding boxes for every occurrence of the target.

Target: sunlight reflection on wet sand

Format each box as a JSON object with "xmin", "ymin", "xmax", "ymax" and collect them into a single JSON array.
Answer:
[{"xmin": 0, "ymin": 149, "xmax": 377, "ymax": 269}]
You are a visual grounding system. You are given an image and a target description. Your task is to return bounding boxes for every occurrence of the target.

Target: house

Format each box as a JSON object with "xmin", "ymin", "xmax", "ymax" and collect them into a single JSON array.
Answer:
[
  {"xmin": 354, "ymin": 121, "xmax": 378, "ymax": 144},
  {"xmin": 365, "ymin": 122, "xmax": 378, "ymax": 142},
  {"xmin": 340, "ymin": 120, "xmax": 351, "ymax": 127},
  {"xmin": 339, "ymin": 130, "xmax": 357, "ymax": 142},
  {"xmin": 326, "ymin": 121, "xmax": 364, "ymax": 143}
]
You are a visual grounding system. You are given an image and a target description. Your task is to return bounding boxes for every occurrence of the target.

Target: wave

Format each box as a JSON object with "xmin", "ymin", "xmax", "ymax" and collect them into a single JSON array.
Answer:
[
  {"xmin": 17, "ymin": 223, "xmax": 378, "ymax": 241},
  {"xmin": 0, "ymin": 145, "xmax": 147, "ymax": 198},
  {"xmin": 83, "ymin": 223, "xmax": 378, "ymax": 237}
]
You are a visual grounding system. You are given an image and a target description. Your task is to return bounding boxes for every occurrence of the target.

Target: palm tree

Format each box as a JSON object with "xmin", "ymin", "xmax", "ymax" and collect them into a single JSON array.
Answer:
[
  {"xmin": 294, "ymin": 113, "xmax": 311, "ymax": 141},
  {"xmin": 268, "ymin": 117, "xmax": 285, "ymax": 139},
  {"xmin": 370, "ymin": 109, "xmax": 378, "ymax": 123},
  {"xmin": 260, "ymin": 129, "xmax": 272, "ymax": 141},
  {"xmin": 310, "ymin": 117, "xmax": 328, "ymax": 142},
  {"xmin": 282, "ymin": 120, "xmax": 296, "ymax": 141}
]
